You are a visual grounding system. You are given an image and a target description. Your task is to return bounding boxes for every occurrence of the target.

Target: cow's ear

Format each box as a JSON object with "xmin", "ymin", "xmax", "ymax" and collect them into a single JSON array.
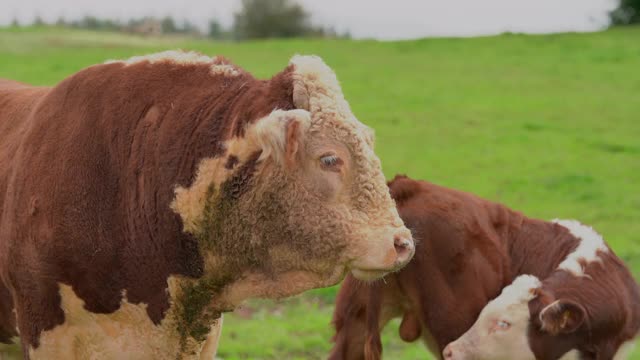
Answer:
[
  {"xmin": 253, "ymin": 109, "xmax": 311, "ymax": 168},
  {"xmin": 539, "ymin": 299, "xmax": 586, "ymax": 335}
]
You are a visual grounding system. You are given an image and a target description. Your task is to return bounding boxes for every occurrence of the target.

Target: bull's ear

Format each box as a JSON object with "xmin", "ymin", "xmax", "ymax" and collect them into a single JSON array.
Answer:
[
  {"xmin": 253, "ymin": 109, "xmax": 311, "ymax": 167},
  {"xmin": 539, "ymin": 299, "xmax": 586, "ymax": 335}
]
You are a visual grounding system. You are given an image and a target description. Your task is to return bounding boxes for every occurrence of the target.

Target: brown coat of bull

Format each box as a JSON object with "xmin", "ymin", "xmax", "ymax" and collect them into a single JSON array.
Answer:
[
  {"xmin": 0, "ymin": 51, "xmax": 414, "ymax": 359},
  {"xmin": 330, "ymin": 175, "xmax": 640, "ymax": 360}
]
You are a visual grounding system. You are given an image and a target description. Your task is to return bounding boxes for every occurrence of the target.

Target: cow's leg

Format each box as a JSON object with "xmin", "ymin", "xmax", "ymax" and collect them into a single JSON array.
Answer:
[
  {"xmin": 329, "ymin": 276, "xmax": 369, "ymax": 360},
  {"xmin": 199, "ymin": 315, "xmax": 223, "ymax": 360},
  {"xmin": 366, "ymin": 277, "xmax": 408, "ymax": 360},
  {"xmin": 0, "ymin": 280, "xmax": 17, "ymax": 344},
  {"xmin": 364, "ymin": 282, "xmax": 384, "ymax": 360}
]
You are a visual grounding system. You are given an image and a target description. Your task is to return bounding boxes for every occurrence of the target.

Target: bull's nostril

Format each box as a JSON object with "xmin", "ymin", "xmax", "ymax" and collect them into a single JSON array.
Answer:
[{"xmin": 394, "ymin": 235, "xmax": 414, "ymax": 262}]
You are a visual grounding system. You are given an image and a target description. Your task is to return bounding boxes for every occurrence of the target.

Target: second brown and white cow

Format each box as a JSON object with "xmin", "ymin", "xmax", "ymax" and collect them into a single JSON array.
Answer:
[
  {"xmin": 0, "ymin": 52, "xmax": 414, "ymax": 359},
  {"xmin": 330, "ymin": 175, "xmax": 639, "ymax": 360},
  {"xmin": 444, "ymin": 222, "xmax": 640, "ymax": 359}
]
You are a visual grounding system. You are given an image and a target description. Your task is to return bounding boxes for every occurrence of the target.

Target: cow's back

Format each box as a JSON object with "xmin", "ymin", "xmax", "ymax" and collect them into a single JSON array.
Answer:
[
  {"xmin": 330, "ymin": 176, "xmax": 516, "ymax": 359},
  {"xmin": 391, "ymin": 178, "xmax": 511, "ymax": 346}
]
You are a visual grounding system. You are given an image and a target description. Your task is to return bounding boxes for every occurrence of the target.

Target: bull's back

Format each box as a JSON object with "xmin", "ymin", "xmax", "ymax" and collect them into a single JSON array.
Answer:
[
  {"xmin": 0, "ymin": 80, "xmax": 49, "ymax": 146},
  {"xmin": 0, "ymin": 80, "xmax": 49, "ymax": 209}
]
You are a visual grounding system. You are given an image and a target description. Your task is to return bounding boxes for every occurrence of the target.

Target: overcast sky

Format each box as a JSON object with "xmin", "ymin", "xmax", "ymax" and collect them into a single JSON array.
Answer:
[{"xmin": 1, "ymin": 0, "xmax": 618, "ymax": 40}]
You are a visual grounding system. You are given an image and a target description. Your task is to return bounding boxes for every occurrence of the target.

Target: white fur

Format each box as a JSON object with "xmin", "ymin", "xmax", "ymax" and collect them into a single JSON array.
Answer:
[
  {"xmin": 253, "ymin": 109, "xmax": 312, "ymax": 164},
  {"xmin": 289, "ymin": 55, "xmax": 375, "ymax": 146},
  {"xmin": 446, "ymin": 275, "xmax": 541, "ymax": 360},
  {"xmin": 560, "ymin": 350, "xmax": 581, "ymax": 360},
  {"xmin": 487, "ymin": 275, "xmax": 541, "ymax": 310},
  {"xmin": 289, "ymin": 55, "xmax": 343, "ymax": 111},
  {"xmin": 108, "ymin": 50, "xmax": 213, "ymax": 65},
  {"xmin": 29, "ymin": 282, "xmax": 218, "ymax": 360},
  {"xmin": 105, "ymin": 50, "xmax": 240, "ymax": 77},
  {"xmin": 553, "ymin": 219, "xmax": 608, "ymax": 276},
  {"xmin": 210, "ymin": 64, "xmax": 240, "ymax": 77}
]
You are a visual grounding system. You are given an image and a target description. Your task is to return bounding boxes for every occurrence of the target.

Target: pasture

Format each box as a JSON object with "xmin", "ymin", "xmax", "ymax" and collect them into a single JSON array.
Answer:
[{"xmin": 1, "ymin": 26, "xmax": 639, "ymax": 359}]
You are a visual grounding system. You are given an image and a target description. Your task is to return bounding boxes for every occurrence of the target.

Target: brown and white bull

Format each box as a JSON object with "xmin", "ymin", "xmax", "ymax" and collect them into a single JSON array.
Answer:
[
  {"xmin": 0, "ymin": 51, "xmax": 414, "ymax": 359},
  {"xmin": 330, "ymin": 175, "xmax": 639, "ymax": 360}
]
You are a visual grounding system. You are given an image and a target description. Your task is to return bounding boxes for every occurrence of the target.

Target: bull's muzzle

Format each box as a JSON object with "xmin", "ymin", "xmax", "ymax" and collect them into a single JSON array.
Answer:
[{"xmin": 393, "ymin": 234, "xmax": 414, "ymax": 269}]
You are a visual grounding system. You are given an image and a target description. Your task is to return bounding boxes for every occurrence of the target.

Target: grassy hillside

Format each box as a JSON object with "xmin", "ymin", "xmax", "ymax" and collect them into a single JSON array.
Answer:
[{"xmin": 1, "ymin": 26, "xmax": 639, "ymax": 359}]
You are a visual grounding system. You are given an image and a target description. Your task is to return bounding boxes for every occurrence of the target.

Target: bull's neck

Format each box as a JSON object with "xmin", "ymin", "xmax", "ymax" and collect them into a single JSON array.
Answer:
[
  {"xmin": 117, "ymin": 76, "xmax": 293, "ymax": 334},
  {"xmin": 488, "ymin": 203, "xmax": 578, "ymax": 281}
]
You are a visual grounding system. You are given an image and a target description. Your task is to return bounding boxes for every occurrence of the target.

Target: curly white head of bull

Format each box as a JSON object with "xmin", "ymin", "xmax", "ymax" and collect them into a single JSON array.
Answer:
[{"xmin": 170, "ymin": 55, "xmax": 414, "ymax": 316}]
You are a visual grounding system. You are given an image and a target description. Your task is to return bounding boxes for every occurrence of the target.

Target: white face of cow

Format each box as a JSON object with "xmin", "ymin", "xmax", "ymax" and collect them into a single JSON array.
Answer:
[{"xmin": 443, "ymin": 275, "xmax": 541, "ymax": 360}]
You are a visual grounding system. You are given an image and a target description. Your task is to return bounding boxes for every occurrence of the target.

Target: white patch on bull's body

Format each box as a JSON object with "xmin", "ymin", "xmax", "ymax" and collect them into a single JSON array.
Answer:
[
  {"xmin": 105, "ymin": 50, "xmax": 240, "ymax": 77},
  {"xmin": 171, "ymin": 136, "xmax": 256, "ymax": 234},
  {"xmin": 171, "ymin": 109, "xmax": 311, "ymax": 234},
  {"xmin": 29, "ymin": 282, "xmax": 220, "ymax": 360},
  {"xmin": 553, "ymin": 219, "xmax": 608, "ymax": 276}
]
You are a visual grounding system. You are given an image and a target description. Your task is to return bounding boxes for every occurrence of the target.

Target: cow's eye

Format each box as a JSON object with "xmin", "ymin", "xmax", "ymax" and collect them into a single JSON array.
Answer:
[
  {"xmin": 497, "ymin": 320, "xmax": 510, "ymax": 330},
  {"xmin": 320, "ymin": 154, "xmax": 342, "ymax": 170}
]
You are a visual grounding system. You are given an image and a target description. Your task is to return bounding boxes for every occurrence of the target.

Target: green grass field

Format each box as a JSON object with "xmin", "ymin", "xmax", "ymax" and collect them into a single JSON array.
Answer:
[{"xmin": 1, "ymin": 26, "xmax": 639, "ymax": 359}]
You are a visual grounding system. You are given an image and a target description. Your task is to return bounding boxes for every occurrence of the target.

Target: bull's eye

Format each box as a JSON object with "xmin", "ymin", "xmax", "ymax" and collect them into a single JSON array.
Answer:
[{"xmin": 320, "ymin": 154, "xmax": 342, "ymax": 171}]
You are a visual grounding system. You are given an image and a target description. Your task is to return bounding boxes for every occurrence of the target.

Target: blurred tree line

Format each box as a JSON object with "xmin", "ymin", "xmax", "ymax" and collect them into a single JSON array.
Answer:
[
  {"xmin": 11, "ymin": 0, "xmax": 349, "ymax": 40},
  {"xmin": 610, "ymin": 0, "xmax": 640, "ymax": 24}
]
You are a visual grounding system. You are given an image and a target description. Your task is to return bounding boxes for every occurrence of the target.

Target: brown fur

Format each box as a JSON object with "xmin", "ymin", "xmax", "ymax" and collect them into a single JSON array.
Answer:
[{"xmin": 330, "ymin": 175, "xmax": 639, "ymax": 359}]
